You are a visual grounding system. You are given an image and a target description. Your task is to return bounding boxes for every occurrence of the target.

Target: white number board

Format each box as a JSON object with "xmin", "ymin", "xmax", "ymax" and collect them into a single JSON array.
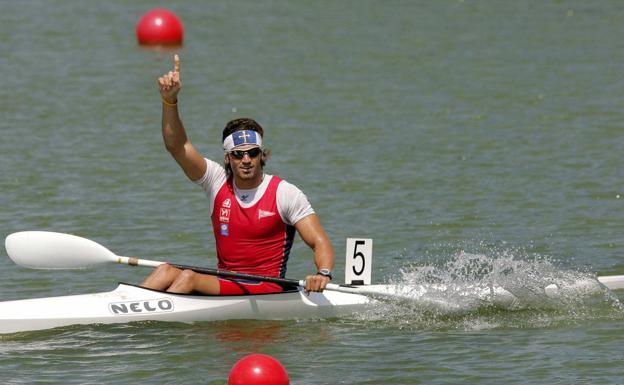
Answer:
[{"xmin": 344, "ymin": 238, "xmax": 372, "ymax": 285}]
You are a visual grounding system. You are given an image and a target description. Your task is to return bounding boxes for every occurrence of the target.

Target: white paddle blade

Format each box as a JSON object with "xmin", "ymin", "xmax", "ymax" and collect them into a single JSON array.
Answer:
[
  {"xmin": 598, "ymin": 275, "xmax": 624, "ymax": 290},
  {"xmin": 5, "ymin": 231, "xmax": 118, "ymax": 269}
]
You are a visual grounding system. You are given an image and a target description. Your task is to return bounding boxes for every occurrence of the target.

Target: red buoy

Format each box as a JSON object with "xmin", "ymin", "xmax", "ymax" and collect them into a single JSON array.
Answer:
[
  {"xmin": 228, "ymin": 354, "xmax": 290, "ymax": 385},
  {"xmin": 136, "ymin": 8, "xmax": 184, "ymax": 46}
]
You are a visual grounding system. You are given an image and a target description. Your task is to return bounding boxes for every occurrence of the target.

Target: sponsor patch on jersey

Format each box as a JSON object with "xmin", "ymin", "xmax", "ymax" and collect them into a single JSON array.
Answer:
[
  {"xmin": 220, "ymin": 208, "xmax": 230, "ymax": 223},
  {"xmin": 220, "ymin": 223, "xmax": 229, "ymax": 236},
  {"xmin": 258, "ymin": 209, "xmax": 276, "ymax": 219},
  {"xmin": 222, "ymin": 198, "xmax": 231, "ymax": 208}
]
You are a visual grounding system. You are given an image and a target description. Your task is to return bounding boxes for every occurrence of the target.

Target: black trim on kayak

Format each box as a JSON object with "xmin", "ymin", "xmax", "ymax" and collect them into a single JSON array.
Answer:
[
  {"xmin": 169, "ymin": 263, "xmax": 303, "ymax": 287},
  {"xmin": 165, "ymin": 264, "xmax": 366, "ymax": 290},
  {"xmin": 119, "ymin": 282, "xmax": 301, "ymax": 297}
]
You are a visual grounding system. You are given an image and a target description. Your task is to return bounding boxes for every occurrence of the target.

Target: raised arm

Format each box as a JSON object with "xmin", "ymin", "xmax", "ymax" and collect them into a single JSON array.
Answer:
[
  {"xmin": 158, "ymin": 54, "xmax": 206, "ymax": 181},
  {"xmin": 294, "ymin": 214, "xmax": 335, "ymax": 292}
]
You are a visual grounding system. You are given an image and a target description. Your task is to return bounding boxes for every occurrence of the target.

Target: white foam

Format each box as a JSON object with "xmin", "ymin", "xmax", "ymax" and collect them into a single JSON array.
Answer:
[{"xmin": 352, "ymin": 250, "xmax": 624, "ymax": 330}]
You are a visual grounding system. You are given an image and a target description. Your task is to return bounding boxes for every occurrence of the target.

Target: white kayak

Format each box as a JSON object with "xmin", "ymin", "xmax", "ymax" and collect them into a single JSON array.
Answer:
[
  {"xmin": 3, "ymin": 275, "xmax": 621, "ymax": 334},
  {"xmin": 0, "ymin": 283, "xmax": 374, "ymax": 334},
  {"xmin": 3, "ymin": 232, "xmax": 624, "ymax": 334},
  {"xmin": 0, "ymin": 281, "xmax": 539, "ymax": 334}
]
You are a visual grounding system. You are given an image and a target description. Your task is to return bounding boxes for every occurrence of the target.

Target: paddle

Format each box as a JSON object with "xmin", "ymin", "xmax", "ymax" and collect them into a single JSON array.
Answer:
[
  {"xmin": 6, "ymin": 231, "xmax": 624, "ymax": 298},
  {"xmin": 4, "ymin": 231, "xmax": 388, "ymax": 297}
]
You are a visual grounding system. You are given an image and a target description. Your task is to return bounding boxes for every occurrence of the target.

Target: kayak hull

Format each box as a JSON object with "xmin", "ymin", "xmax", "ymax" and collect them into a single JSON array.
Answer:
[
  {"xmin": 2, "ymin": 275, "xmax": 619, "ymax": 334},
  {"xmin": 0, "ymin": 283, "xmax": 371, "ymax": 334}
]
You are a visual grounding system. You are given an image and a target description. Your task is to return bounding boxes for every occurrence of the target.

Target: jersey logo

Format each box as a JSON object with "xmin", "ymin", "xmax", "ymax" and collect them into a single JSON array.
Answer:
[
  {"xmin": 220, "ymin": 223, "xmax": 229, "ymax": 236},
  {"xmin": 258, "ymin": 209, "xmax": 276, "ymax": 219},
  {"xmin": 222, "ymin": 198, "xmax": 231, "ymax": 208},
  {"xmin": 219, "ymin": 208, "xmax": 230, "ymax": 223}
]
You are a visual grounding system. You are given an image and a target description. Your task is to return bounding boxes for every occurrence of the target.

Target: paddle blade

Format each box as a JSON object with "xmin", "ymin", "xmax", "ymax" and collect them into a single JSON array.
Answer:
[{"xmin": 5, "ymin": 231, "xmax": 118, "ymax": 269}]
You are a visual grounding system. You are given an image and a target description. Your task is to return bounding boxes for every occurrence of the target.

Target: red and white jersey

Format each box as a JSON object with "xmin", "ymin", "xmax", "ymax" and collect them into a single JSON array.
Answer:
[{"xmin": 194, "ymin": 159, "xmax": 315, "ymax": 277}]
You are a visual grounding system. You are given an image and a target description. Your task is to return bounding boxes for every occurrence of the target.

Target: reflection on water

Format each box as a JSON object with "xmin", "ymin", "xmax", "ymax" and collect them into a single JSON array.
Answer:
[{"xmin": 212, "ymin": 320, "xmax": 288, "ymax": 352}]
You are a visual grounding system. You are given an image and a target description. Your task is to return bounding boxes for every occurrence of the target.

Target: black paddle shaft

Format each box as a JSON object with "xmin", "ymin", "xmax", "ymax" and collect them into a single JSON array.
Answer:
[{"xmin": 170, "ymin": 263, "xmax": 301, "ymax": 287}]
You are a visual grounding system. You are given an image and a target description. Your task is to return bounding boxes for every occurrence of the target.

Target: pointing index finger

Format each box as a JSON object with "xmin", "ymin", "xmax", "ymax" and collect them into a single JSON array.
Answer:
[{"xmin": 174, "ymin": 54, "xmax": 180, "ymax": 73}]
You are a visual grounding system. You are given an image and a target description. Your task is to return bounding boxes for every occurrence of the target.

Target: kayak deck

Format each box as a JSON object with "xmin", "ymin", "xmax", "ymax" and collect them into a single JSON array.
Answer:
[
  {"xmin": 0, "ymin": 283, "xmax": 372, "ymax": 334},
  {"xmin": 3, "ymin": 275, "xmax": 619, "ymax": 334}
]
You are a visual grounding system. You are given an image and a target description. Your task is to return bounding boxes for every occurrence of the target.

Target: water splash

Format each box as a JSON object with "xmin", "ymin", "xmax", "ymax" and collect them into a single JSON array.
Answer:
[{"xmin": 356, "ymin": 250, "xmax": 624, "ymax": 330}]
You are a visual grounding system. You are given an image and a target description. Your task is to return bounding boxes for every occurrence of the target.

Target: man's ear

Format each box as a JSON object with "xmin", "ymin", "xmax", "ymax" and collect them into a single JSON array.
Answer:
[{"xmin": 224, "ymin": 153, "xmax": 230, "ymax": 165}]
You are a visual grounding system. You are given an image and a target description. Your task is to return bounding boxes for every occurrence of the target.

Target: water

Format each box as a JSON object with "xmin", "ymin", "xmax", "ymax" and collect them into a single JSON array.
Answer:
[{"xmin": 2, "ymin": 0, "xmax": 624, "ymax": 383}]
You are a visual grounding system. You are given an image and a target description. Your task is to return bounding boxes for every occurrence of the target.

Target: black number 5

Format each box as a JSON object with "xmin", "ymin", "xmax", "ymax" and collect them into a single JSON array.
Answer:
[{"xmin": 352, "ymin": 240, "xmax": 366, "ymax": 276}]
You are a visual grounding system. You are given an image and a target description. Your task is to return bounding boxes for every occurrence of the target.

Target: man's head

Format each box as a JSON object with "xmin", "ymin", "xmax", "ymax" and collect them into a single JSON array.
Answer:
[
  {"xmin": 222, "ymin": 118, "xmax": 264, "ymax": 142},
  {"xmin": 222, "ymin": 118, "xmax": 270, "ymax": 179}
]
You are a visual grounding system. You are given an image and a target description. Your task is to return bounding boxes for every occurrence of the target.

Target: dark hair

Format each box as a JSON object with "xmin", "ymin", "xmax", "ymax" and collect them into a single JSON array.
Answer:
[
  {"xmin": 222, "ymin": 118, "xmax": 265, "ymax": 141},
  {"xmin": 222, "ymin": 118, "xmax": 270, "ymax": 176}
]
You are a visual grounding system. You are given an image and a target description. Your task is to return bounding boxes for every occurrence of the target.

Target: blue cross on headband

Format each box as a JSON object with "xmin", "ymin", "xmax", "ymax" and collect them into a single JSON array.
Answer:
[
  {"xmin": 223, "ymin": 129, "xmax": 263, "ymax": 151},
  {"xmin": 232, "ymin": 130, "xmax": 258, "ymax": 146}
]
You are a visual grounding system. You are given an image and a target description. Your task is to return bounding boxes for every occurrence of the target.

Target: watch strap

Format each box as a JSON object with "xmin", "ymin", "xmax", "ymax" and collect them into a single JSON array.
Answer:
[{"xmin": 317, "ymin": 269, "xmax": 333, "ymax": 280}]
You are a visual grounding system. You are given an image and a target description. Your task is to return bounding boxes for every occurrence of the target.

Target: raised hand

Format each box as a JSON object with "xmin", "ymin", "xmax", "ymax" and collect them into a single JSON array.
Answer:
[{"xmin": 158, "ymin": 54, "xmax": 181, "ymax": 104}]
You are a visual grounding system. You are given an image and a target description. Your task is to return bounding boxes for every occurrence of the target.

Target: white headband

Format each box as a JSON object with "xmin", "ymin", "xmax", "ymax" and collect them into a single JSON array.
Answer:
[{"xmin": 222, "ymin": 130, "xmax": 263, "ymax": 152}]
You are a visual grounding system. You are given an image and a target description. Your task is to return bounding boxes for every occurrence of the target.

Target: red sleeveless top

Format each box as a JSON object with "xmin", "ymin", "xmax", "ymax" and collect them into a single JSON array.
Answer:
[{"xmin": 211, "ymin": 175, "xmax": 296, "ymax": 278}]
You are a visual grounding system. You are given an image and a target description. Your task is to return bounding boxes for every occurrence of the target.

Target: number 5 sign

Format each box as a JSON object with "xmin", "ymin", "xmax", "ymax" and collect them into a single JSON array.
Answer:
[{"xmin": 345, "ymin": 238, "xmax": 372, "ymax": 285}]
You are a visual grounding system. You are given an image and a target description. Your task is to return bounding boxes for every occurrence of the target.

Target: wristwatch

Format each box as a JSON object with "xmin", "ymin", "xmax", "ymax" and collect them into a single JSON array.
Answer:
[{"xmin": 317, "ymin": 269, "xmax": 333, "ymax": 280}]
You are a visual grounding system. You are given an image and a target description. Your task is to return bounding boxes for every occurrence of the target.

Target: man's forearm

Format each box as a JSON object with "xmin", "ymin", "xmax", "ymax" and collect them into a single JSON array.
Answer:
[
  {"xmin": 313, "ymin": 241, "xmax": 335, "ymax": 271},
  {"xmin": 162, "ymin": 103, "xmax": 188, "ymax": 155}
]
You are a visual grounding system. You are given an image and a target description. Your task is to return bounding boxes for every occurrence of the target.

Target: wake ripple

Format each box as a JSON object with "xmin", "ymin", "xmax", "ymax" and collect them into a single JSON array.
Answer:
[{"xmin": 355, "ymin": 252, "xmax": 624, "ymax": 330}]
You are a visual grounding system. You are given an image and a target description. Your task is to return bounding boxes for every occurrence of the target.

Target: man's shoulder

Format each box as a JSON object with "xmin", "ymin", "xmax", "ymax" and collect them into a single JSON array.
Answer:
[
  {"xmin": 272, "ymin": 176, "xmax": 303, "ymax": 193},
  {"xmin": 273, "ymin": 175, "xmax": 314, "ymax": 224},
  {"xmin": 194, "ymin": 158, "xmax": 227, "ymax": 188},
  {"xmin": 206, "ymin": 158, "xmax": 226, "ymax": 173}
]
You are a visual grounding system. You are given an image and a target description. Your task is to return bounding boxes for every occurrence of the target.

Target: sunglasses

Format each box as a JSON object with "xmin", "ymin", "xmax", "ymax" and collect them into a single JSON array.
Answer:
[{"xmin": 229, "ymin": 147, "xmax": 262, "ymax": 159}]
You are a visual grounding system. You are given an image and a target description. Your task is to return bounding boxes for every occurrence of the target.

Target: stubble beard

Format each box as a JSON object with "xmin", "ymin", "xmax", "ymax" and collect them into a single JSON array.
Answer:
[{"xmin": 235, "ymin": 163, "xmax": 261, "ymax": 184}]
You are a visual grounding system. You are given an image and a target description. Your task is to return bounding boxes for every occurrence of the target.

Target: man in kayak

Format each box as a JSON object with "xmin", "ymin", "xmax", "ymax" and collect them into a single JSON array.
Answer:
[{"xmin": 142, "ymin": 54, "xmax": 334, "ymax": 295}]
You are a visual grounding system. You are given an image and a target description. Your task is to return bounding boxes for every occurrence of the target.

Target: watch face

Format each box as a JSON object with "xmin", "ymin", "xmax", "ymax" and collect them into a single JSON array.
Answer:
[{"xmin": 318, "ymin": 269, "xmax": 332, "ymax": 278}]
